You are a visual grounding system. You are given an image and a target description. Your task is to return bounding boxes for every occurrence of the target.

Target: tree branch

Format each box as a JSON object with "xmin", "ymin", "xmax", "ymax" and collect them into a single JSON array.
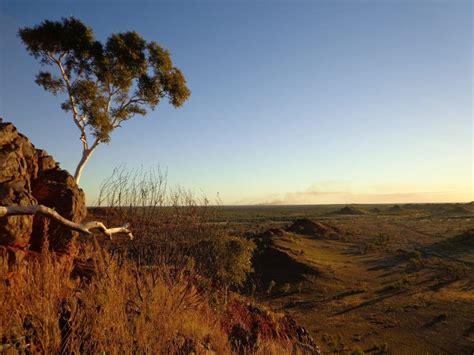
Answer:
[
  {"xmin": 0, "ymin": 205, "xmax": 133, "ymax": 240},
  {"xmin": 51, "ymin": 55, "xmax": 89, "ymax": 150},
  {"xmin": 90, "ymin": 137, "xmax": 101, "ymax": 151},
  {"xmin": 111, "ymin": 96, "xmax": 146, "ymax": 128}
]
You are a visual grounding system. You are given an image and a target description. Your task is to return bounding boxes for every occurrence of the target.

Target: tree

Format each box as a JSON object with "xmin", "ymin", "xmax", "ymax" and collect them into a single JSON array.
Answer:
[
  {"xmin": 194, "ymin": 235, "xmax": 255, "ymax": 289},
  {"xmin": 19, "ymin": 17, "xmax": 190, "ymax": 184}
]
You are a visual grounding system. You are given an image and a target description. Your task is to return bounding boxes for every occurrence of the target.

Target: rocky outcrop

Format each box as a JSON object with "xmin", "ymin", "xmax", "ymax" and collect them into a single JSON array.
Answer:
[
  {"xmin": 222, "ymin": 300, "xmax": 321, "ymax": 354},
  {"xmin": 0, "ymin": 123, "xmax": 38, "ymax": 250},
  {"xmin": 0, "ymin": 121, "xmax": 86, "ymax": 254},
  {"xmin": 31, "ymin": 168, "xmax": 87, "ymax": 251}
]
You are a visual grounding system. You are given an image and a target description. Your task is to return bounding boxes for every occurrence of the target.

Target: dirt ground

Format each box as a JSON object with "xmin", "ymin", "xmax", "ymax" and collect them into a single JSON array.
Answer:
[{"xmin": 224, "ymin": 204, "xmax": 474, "ymax": 354}]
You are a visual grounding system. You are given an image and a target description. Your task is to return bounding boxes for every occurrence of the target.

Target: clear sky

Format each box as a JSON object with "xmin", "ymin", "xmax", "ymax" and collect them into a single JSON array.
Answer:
[{"xmin": 0, "ymin": 0, "xmax": 472, "ymax": 205}]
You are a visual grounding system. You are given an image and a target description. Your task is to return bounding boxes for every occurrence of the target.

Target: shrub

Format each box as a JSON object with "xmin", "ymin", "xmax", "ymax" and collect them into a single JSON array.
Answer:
[
  {"xmin": 94, "ymin": 167, "xmax": 255, "ymax": 290},
  {"xmin": 194, "ymin": 235, "xmax": 255, "ymax": 289}
]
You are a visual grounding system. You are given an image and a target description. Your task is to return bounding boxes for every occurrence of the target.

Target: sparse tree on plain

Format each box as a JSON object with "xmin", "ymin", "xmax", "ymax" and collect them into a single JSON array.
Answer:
[{"xmin": 19, "ymin": 17, "xmax": 190, "ymax": 184}]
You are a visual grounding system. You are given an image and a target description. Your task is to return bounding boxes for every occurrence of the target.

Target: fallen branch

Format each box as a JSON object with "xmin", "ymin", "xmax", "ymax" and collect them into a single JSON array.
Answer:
[{"xmin": 0, "ymin": 205, "xmax": 133, "ymax": 240}]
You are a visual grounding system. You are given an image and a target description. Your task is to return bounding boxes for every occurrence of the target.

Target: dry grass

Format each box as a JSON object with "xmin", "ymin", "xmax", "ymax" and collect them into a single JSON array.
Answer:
[
  {"xmin": 0, "ymin": 244, "xmax": 311, "ymax": 354},
  {"xmin": 0, "ymin": 244, "xmax": 229, "ymax": 353},
  {"xmin": 0, "ymin": 169, "xmax": 307, "ymax": 354}
]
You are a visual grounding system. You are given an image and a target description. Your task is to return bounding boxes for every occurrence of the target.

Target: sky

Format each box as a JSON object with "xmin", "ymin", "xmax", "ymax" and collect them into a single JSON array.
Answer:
[{"xmin": 0, "ymin": 0, "xmax": 472, "ymax": 205}]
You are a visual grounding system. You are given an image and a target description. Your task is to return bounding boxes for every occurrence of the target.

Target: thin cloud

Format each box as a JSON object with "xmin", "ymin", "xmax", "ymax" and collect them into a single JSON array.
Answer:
[{"xmin": 233, "ymin": 181, "xmax": 471, "ymax": 205}]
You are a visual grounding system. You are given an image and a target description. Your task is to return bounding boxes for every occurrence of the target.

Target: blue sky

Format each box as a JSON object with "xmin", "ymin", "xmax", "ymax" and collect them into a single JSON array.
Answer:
[{"xmin": 0, "ymin": 0, "xmax": 472, "ymax": 205}]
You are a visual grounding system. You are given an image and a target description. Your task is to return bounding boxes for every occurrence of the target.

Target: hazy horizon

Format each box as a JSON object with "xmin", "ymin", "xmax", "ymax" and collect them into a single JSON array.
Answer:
[{"xmin": 1, "ymin": 0, "xmax": 472, "ymax": 205}]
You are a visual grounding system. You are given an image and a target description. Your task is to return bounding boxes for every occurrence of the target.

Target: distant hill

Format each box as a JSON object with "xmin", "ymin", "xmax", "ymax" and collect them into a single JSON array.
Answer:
[
  {"xmin": 431, "ymin": 229, "xmax": 474, "ymax": 253},
  {"xmin": 252, "ymin": 246, "xmax": 320, "ymax": 284},
  {"xmin": 450, "ymin": 229, "xmax": 474, "ymax": 248},
  {"xmin": 388, "ymin": 205, "xmax": 403, "ymax": 213},
  {"xmin": 331, "ymin": 206, "xmax": 369, "ymax": 215},
  {"xmin": 449, "ymin": 229, "xmax": 474, "ymax": 248},
  {"xmin": 252, "ymin": 222, "xmax": 327, "ymax": 283},
  {"xmin": 464, "ymin": 201, "xmax": 474, "ymax": 210},
  {"xmin": 438, "ymin": 206, "xmax": 474, "ymax": 217},
  {"xmin": 287, "ymin": 218, "xmax": 342, "ymax": 238}
]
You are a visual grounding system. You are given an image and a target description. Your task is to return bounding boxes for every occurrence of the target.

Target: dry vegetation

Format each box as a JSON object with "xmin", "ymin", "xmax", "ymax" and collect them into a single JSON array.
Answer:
[
  {"xmin": 1, "ymin": 245, "xmax": 229, "ymax": 353},
  {"xmin": 1, "ymin": 169, "xmax": 472, "ymax": 354},
  {"xmin": 0, "ymin": 168, "xmax": 318, "ymax": 354}
]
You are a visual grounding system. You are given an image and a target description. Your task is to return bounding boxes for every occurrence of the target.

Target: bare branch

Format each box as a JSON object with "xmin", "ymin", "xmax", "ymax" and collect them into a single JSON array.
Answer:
[
  {"xmin": 51, "ymin": 55, "xmax": 89, "ymax": 150},
  {"xmin": 0, "ymin": 205, "xmax": 133, "ymax": 240}
]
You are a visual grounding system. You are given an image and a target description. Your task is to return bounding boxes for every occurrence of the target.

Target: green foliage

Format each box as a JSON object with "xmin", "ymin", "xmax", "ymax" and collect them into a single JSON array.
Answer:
[
  {"xmin": 194, "ymin": 236, "xmax": 256, "ymax": 289},
  {"xmin": 19, "ymin": 17, "xmax": 190, "ymax": 144},
  {"xmin": 216, "ymin": 236, "xmax": 256, "ymax": 288}
]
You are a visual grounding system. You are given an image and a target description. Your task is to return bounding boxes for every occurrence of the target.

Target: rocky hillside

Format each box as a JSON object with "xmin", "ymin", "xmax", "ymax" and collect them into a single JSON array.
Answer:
[{"xmin": 0, "ymin": 120, "xmax": 86, "ymax": 256}]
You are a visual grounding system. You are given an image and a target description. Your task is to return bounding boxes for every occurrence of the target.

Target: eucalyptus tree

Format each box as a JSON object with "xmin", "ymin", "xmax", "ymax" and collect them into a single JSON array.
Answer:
[{"xmin": 19, "ymin": 17, "xmax": 190, "ymax": 183}]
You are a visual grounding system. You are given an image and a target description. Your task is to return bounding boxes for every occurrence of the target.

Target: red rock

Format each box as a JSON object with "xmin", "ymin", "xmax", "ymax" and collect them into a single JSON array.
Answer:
[
  {"xmin": 0, "ymin": 120, "xmax": 86, "ymax": 254},
  {"xmin": 31, "ymin": 169, "xmax": 86, "ymax": 251},
  {"xmin": 0, "ymin": 123, "xmax": 37, "ymax": 248}
]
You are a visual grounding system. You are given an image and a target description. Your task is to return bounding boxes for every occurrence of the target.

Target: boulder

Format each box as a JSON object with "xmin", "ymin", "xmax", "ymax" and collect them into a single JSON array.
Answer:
[
  {"xmin": 31, "ymin": 163, "xmax": 87, "ymax": 252},
  {"xmin": 0, "ymin": 121, "xmax": 86, "ymax": 254},
  {"xmin": 0, "ymin": 123, "xmax": 37, "ymax": 250}
]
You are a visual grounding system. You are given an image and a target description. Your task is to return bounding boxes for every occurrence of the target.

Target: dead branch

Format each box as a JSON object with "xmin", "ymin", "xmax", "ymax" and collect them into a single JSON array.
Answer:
[{"xmin": 0, "ymin": 205, "xmax": 133, "ymax": 240}]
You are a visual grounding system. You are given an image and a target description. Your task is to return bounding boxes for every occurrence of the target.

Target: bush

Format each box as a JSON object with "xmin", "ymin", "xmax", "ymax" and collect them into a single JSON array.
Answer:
[
  {"xmin": 193, "ymin": 235, "xmax": 255, "ymax": 288},
  {"xmin": 94, "ymin": 167, "xmax": 256, "ymax": 290}
]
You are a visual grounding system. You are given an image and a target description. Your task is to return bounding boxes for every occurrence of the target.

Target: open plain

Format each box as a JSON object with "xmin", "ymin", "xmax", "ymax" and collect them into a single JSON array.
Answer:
[{"xmin": 221, "ymin": 203, "xmax": 474, "ymax": 354}]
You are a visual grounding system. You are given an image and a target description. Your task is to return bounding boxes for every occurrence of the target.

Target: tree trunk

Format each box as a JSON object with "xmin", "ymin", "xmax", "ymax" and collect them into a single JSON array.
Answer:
[{"xmin": 74, "ymin": 141, "xmax": 99, "ymax": 184}]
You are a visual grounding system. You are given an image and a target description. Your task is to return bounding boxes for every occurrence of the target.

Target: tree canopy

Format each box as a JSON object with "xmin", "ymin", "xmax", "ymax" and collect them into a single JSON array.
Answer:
[{"xmin": 19, "ymin": 17, "xmax": 190, "ymax": 183}]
